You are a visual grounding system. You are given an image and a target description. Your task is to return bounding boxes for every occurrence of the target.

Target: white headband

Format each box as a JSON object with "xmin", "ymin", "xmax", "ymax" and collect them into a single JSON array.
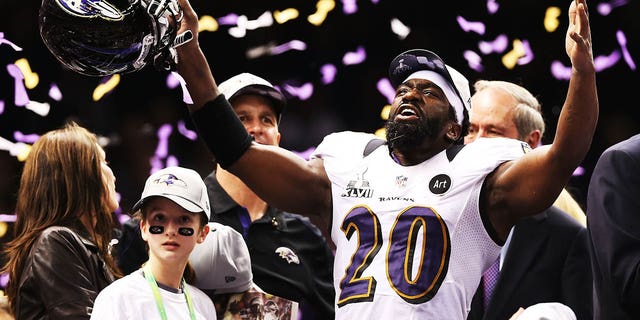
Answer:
[{"xmin": 403, "ymin": 70, "xmax": 464, "ymax": 125}]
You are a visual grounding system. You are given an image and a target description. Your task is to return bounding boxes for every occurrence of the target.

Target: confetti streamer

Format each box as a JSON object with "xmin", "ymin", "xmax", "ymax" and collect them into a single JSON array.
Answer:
[{"xmin": 92, "ymin": 74, "xmax": 121, "ymax": 101}]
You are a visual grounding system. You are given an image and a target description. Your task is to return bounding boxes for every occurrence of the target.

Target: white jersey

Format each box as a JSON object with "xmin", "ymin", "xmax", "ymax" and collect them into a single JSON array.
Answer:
[
  {"xmin": 311, "ymin": 132, "xmax": 527, "ymax": 320},
  {"xmin": 90, "ymin": 270, "xmax": 217, "ymax": 320}
]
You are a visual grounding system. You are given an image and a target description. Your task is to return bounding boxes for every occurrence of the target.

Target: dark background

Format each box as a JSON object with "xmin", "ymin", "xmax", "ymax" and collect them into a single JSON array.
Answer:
[{"xmin": 0, "ymin": 0, "xmax": 639, "ymax": 245}]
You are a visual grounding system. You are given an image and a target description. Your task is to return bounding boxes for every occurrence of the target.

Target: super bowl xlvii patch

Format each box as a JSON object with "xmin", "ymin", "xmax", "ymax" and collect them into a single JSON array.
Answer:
[
  {"xmin": 275, "ymin": 247, "xmax": 300, "ymax": 265},
  {"xmin": 56, "ymin": 0, "xmax": 124, "ymax": 20},
  {"xmin": 429, "ymin": 174, "xmax": 451, "ymax": 195}
]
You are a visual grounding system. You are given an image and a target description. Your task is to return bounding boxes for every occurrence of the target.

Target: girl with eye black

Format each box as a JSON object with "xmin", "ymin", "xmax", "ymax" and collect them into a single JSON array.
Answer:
[{"xmin": 91, "ymin": 166, "xmax": 217, "ymax": 319}]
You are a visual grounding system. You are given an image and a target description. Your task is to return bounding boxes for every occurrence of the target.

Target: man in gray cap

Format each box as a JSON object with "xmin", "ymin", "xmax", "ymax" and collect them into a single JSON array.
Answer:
[{"xmin": 204, "ymin": 72, "xmax": 335, "ymax": 320}]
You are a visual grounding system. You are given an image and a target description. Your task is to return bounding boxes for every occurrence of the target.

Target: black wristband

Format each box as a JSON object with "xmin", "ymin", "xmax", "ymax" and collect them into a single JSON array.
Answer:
[{"xmin": 191, "ymin": 94, "xmax": 253, "ymax": 168}]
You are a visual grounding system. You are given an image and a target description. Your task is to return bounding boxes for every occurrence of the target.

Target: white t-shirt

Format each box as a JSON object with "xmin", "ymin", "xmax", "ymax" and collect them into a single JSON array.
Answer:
[
  {"xmin": 311, "ymin": 132, "xmax": 526, "ymax": 320},
  {"xmin": 90, "ymin": 270, "xmax": 217, "ymax": 319}
]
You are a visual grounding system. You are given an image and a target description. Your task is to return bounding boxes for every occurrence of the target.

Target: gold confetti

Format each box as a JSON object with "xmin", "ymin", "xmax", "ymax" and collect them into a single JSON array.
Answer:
[
  {"xmin": 199, "ymin": 15, "xmax": 219, "ymax": 32},
  {"xmin": 308, "ymin": 0, "xmax": 335, "ymax": 26},
  {"xmin": 93, "ymin": 74, "xmax": 121, "ymax": 101},
  {"xmin": 14, "ymin": 58, "xmax": 39, "ymax": 89},
  {"xmin": 274, "ymin": 8, "xmax": 299, "ymax": 24},
  {"xmin": 544, "ymin": 7, "xmax": 561, "ymax": 32},
  {"xmin": 502, "ymin": 39, "xmax": 525, "ymax": 69}
]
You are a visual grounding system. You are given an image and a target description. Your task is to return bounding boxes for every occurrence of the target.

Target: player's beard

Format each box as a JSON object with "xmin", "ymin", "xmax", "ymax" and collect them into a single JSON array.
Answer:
[{"xmin": 385, "ymin": 116, "xmax": 444, "ymax": 150}]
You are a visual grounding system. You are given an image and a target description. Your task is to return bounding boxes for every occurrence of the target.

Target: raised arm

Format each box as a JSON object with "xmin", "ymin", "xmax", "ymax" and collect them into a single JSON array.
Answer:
[
  {"xmin": 174, "ymin": 0, "xmax": 332, "ymax": 217},
  {"xmin": 484, "ymin": 0, "xmax": 598, "ymax": 238}
]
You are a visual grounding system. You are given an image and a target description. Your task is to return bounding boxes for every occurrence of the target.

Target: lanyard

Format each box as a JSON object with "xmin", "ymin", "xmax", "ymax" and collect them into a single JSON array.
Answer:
[{"xmin": 143, "ymin": 268, "xmax": 197, "ymax": 320}]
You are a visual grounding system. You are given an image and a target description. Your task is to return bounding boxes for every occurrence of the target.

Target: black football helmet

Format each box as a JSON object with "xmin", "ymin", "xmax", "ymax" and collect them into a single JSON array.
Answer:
[{"xmin": 39, "ymin": 0, "xmax": 186, "ymax": 76}]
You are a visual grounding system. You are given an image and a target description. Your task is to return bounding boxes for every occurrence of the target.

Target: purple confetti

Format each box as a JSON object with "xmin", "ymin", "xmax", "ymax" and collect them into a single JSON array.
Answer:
[
  {"xmin": 464, "ymin": 50, "xmax": 484, "ymax": 72},
  {"xmin": 594, "ymin": 51, "xmax": 621, "ymax": 71},
  {"xmin": 457, "ymin": 16, "xmax": 486, "ymax": 35},
  {"xmin": 597, "ymin": 0, "xmax": 627, "ymax": 16},
  {"xmin": 321, "ymin": 64, "xmax": 337, "ymax": 84},
  {"xmin": 573, "ymin": 166, "xmax": 585, "ymax": 176},
  {"xmin": 550, "ymin": 61, "xmax": 572, "ymax": 81},
  {"xmin": 516, "ymin": 40, "xmax": 534, "ymax": 65},
  {"xmin": 177, "ymin": 120, "xmax": 198, "ymax": 141},
  {"xmin": 487, "ymin": 0, "xmax": 499, "ymax": 14},
  {"xmin": 150, "ymin": 155, "xmax": 163, "ymax": 174},
  {"xmin": 7, "ymin": 64, "xmax": 29, "ymax": 106},
  {"xmin": 166, "ymin": 155, "xmax": 179, "ymax": 167},
  {"xmin": 271, "ymin": 40, "xmax": 307, "ymax": 55},
  {"xmin": 166, "ymin": 73, "xmax": 180, "ymax": 89},
  {"xmin": 342, "ymin": 0, "xmax": 357, "ymax": 14},
  {"xmin": 342, "ymin": 46, "xmax": 366, "ymax": 65},
  {"xmin": 13, "ymin": 131, "xmax": 40, "ymax": 143},
  {"xmin": 49, "ymin": 83, "xmax": 62, "ymax": 101},
  {"xmin": 617, "ymin": 30, "xmax": 637, "ymax": 70},
  {"xmin": 1, "ymin": 273, "xmax": 8, "ymax": 288},
  {"xmin": 291, "ymin": 147, "xmax": 317, "ymax": 160},
  {"xmin": 155, "ymin": 124, "xmax": 172, "ymax": 158},
  {"xmin": 0, "ymin": 100, "xmax": 4, "ymax": 115},
  {"xmin": 283, "ymin": 83, "xmax": 314, "ymax": 100},
  {"xmin": 376, "ymin": 78, "xmax": 395, "ymax": 104},
  {"xmin": 478, "ymin": 34, "xmax": 507, "ymax": 54},
  {"xmin": 0, "ymin": 214, "xmax": 16, "ymax": 222},
  {"xmin": 217, "ymin": 13, "xmax": 239, "ymax": 25}
]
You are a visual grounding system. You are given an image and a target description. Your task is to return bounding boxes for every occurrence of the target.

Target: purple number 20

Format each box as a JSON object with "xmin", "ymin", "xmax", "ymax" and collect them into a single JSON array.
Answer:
[{"xmin": 337, "ymin": 205, "xmax": 450, "ymax": 306}]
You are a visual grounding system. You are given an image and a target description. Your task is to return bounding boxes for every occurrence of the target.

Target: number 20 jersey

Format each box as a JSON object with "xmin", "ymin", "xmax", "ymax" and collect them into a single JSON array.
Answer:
[{"xmin": 311, "ymin": 131, "xmax": 527, "ymax": 320}]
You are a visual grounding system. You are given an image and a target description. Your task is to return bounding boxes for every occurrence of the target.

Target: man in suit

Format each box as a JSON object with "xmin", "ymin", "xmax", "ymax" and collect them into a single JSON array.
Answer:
[
  {"xmin": 464, "ymin": 80, "xmax": 592, "ymax": 320},
  {"xmin": 588, "ymin": 133, "xmax": 640, "ymax": 320}
]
